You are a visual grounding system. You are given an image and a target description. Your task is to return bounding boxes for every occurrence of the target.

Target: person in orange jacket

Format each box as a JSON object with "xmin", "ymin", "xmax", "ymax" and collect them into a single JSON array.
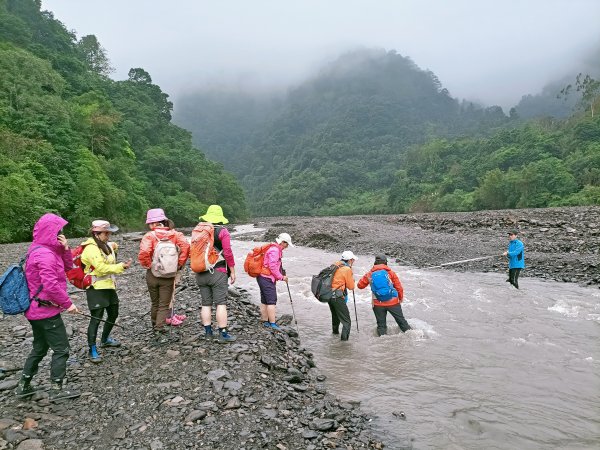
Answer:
[
  {"xmin": 328, "ymin": 250, "xmax": 358, "ymax": 341},
  {"xmin": 357, "ymin": 254, "xmax": 411, "ymax": 336},
  {"xmin": 138, "ymin": 208, "xmax": 190, "ymax": 343}
]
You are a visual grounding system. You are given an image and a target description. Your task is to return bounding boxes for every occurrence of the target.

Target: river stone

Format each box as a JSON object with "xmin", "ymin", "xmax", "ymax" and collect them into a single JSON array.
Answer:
[
  {"xmin": 3, "ymin": 430, "xmax": 26, "ymax": 444},
  {"xmin": 22, "ymin": 419, "xmax": 37, "ymax": 430},
  {"xmin": 184, "ymin": 410, "xmax": 206, "ymax": 422},
  {"xmin": 260, "ymin": 409, "xmax": 278, "ymax": 419},
  {"xmin": 0, "ymin": 419, "xmax": 17, "ymax": 431},
  {"xmin": 302, "ymin": 429, "xmax": 319, "ymax": 439},
  {"xmin": 224, "ymin": 396, "xmax": 241, "ymax": 409},
  {"xmin": 206, "ymin": 369, "xmax": 230, "ymax": 381},
  {"xmin": 224, "ymin": 380, "xmax": 242, "ymax": 391},
  {"xmin": 149, "ymin": 439, "xmax": 163, "ymax": 450},
  {"xmin": 15, "ymin": 439, "xmax": 44, "ymax": 450},
  {"xmin": 0, "ymin": 379, "xmax": 18, "ymax": 391},
  {"xmin": 310, "ymin": 418, "xmax": 335, "ymax": 431},
  {"xmin": 197, "ymin": 401, "xmax": 217, "ymax": 411}
]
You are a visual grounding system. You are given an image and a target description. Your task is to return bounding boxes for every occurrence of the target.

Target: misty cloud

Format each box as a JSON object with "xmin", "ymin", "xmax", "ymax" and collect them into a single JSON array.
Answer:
[{"xmin": 42, "ymin": 0, "xmax": 600, "ymax": 108}]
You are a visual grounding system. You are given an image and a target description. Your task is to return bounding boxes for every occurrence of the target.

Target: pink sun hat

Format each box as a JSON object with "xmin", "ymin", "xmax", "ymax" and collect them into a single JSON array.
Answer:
[{"xmin": 146, "ymin": 208, "xmax": 167, "ymax": 224}]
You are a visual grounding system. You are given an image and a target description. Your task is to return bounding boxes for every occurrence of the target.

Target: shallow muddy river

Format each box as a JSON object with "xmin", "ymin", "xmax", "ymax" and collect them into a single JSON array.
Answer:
[{"xmin": 232, "ymin": 230, "xmax": 599, "ymax": 450}]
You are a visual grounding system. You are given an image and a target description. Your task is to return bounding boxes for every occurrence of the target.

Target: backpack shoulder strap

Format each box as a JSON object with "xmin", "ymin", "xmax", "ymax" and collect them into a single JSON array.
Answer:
[{"xmin": 20, "ymin": 245, "xmax": 44, "ymax": 267}]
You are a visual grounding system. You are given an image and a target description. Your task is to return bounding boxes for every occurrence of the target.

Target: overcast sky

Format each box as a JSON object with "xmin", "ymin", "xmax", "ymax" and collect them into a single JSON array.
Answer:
[{"xmin": 42, "ymin": 0, "xmax": 600, "ymax": 109}]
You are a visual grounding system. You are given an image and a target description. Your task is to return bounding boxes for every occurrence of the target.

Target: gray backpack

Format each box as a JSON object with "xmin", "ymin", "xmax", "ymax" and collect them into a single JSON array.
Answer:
[{"xmin": 311, "ymin": 264, "xmax": 345, "ymax": 303}]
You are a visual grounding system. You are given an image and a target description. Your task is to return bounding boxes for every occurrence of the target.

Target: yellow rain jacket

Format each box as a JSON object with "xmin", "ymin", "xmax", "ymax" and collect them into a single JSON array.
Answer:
[{"xmin": 80, "ymin": 238, "xmax": 125, "ymax": 290}]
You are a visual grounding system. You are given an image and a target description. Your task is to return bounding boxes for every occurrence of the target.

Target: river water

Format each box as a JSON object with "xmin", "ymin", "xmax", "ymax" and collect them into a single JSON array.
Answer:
[{"xmin": 230, "ymin": 229, "xmax": 600, "ymax": 450}]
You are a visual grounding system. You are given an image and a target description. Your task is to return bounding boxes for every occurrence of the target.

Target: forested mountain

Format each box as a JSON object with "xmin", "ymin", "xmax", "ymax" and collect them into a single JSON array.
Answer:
[
  {"xmin": 0, "ymin": 0, "xmax": 246, "ymax": 243},
  {"xmin": 176, "ymin": 49, "xmax": 514, "ymax": 215},
  {"xmin": 176, "ymin": 48, "xmax": 599, "ymax": 216}
]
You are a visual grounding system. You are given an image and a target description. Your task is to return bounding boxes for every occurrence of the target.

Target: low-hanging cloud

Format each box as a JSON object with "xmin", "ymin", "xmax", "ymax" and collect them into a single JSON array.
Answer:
[{"xmin": 42, "ymin": 0, "xmax": 600, "ymax": 108}]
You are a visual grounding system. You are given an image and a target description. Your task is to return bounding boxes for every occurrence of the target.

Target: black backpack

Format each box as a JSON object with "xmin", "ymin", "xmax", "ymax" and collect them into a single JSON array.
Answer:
[{"xmin": 311, "ymin": 264, "xmax": 345, "ymax": 303}]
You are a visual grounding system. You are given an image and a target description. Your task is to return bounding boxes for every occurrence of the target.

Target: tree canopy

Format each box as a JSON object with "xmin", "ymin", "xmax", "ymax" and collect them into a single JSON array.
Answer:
[{"xmin": 0, "ymin": 0, "xmax": 246, "ymax": 242}]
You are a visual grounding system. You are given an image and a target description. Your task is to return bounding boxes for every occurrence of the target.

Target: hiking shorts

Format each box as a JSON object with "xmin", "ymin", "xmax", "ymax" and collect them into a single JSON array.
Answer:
[
  {"xmin": 195, "ymin": 270, "xmax": 228, "ymax": 306},
  {"xmin": 257, "ymin": 276, "xmax": 278, "ymax": 305}
]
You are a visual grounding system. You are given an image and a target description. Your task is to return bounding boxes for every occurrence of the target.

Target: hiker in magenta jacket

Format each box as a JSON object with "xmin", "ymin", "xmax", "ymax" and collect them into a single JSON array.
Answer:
[
  {"xmin": 17, "ymin": 213, "xmax": 80, "ymax": 401},
  {"xmin": 257, "ymin": 233, "xmax": 293, "ymax": 331}
]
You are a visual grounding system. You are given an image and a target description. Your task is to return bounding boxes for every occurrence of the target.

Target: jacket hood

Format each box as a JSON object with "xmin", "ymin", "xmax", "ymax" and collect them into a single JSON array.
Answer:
[
  {"xmin": 152, "ymin": 227, "xmax": 179, "ymax": 240},
  {"xmin": 32, "ymin": 213, "xmax": 68, "ymax": 248},
  {"xmin": 371, "ymin": 264, "xmax": 390, "ymax": 271}
]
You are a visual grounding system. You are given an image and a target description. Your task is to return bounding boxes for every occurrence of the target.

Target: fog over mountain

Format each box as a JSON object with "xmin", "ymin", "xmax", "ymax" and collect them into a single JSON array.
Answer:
[{"xmin": 41, "ymin": 0, "xmax": 600, "ymax": 109}]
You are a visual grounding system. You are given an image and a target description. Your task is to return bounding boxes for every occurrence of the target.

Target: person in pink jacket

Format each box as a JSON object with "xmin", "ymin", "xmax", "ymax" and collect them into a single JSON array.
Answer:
[
  {"xmin": 16, "ymin": 213, "xmax": 81, "ymax": 401},
  {"xmin": 257, "ymin": 232, "xmax": 294, "ymax": 331}
]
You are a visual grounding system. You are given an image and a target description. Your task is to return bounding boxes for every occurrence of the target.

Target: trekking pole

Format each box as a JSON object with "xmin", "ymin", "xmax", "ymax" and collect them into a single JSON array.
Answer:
[
  {"xmin": 352, "ymin": 290, "xmax": 359, "ymax": 332},
  {"xmin": 423, "ymin": 255, "xmax": 501, "ymax": 270},
  {"xmin": 75, "ymin": 311, "xmax": 123, "ymax": 329},
  {"xmin": 285, "ymin": 281, "xmax": 300, "ymax": 337},
  {"xmin": 36, "ymin": 299, "xmax": 123, "ymax": 328}
]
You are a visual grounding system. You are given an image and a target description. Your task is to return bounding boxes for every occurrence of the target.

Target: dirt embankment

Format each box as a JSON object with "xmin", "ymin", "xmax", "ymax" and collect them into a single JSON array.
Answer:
[
  {"xmin": 0, "ymin": 238, "xmax": 382, "ymax": 450},
  {"xmin": 256, "ymin": 206, "xmax": 600, "ymax": 287}
]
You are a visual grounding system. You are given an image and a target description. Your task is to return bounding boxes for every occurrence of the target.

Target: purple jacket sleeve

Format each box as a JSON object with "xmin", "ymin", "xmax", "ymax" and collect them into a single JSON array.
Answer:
[
  {"xmin": 218, "ymin": 228, "xmax": 235, "ymax": 268},
  {"xmin": 264, "ymin": 246, "xmax": 283, "ymax": 281}
]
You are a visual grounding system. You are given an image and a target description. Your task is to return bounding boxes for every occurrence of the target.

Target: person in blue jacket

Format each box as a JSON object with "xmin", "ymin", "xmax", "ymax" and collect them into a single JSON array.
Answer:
[{"xmin": 503, "ymin": 231, "xmax": 525, "ymax": 289}]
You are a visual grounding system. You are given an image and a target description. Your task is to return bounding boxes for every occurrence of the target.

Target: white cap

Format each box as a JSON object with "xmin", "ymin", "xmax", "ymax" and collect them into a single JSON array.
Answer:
[
  {"xmin": 341, "ymin": 250, "xmax": 358, "ymax": 261},
  {"xmin": 276, "ymin": 232, "xmax": 295, "ymax": 247}
]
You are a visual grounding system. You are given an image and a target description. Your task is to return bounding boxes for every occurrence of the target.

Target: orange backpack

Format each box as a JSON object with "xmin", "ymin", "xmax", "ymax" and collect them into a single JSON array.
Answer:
[
  {"xmin": 190, "ymin": 223, "xmax": 222, "ymax": 273},
  {"xmin": 243, "ymin": 243, "xmax": 276, "ymax": 277}
]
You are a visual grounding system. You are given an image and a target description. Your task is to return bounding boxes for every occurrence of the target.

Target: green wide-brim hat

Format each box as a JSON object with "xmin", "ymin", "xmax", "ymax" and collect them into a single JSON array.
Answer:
[{"xmin": 200, "ymin": 205, "xmax": 229, "ymax": 224}]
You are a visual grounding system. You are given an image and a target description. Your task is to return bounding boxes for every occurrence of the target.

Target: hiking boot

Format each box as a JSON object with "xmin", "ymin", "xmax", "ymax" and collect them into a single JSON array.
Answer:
[
  {"xmin": 100, "ymin": 337, "xmax": 121, "ymax": 347},
  {"xmin": 49, "ymin": 381, "xmax": 80, "ymax": 402},
  {"xmin": 15, "ymin": 376, "xmax": 35, "ymax": 398},
  {"xmin": 270, "ymin": 323, "xmax": 282, "ymax": 332},
  {"xmin": 89, "ymin": 345, "xmax": 102, "ymax": 363},
  {"xmin": 217, "ymin": 330, "xmax": 237, "ymax": 343},
  {"xmin": 152, "ymin": 330, "xmax": 170, "ymax": 345}
]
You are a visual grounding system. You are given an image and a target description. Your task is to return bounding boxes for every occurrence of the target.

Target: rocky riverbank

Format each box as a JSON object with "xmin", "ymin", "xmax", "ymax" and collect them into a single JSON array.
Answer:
[
  {"xmin": 0, "ymin": 239, "xmax": 382, "ymax": 450},
  {"xmin": 256, "ymin": 206, "xmax": 600, "ymax": 287}
]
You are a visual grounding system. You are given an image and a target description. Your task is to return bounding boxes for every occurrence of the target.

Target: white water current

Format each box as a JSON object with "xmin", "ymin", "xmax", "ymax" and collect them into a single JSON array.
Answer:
[{"xmin": 230, "ymin": 226, "xmax": 600, "ymax": 449}]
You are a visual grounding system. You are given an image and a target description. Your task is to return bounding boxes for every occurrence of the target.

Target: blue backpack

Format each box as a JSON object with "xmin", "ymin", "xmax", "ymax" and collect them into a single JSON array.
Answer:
[
  {"xmin": 0, "ymin": 248, "xmax": 42, "ymax": 315},
  {"xmin": 370, "ymin": 269, "xmax": 397, "ymax": 301}
]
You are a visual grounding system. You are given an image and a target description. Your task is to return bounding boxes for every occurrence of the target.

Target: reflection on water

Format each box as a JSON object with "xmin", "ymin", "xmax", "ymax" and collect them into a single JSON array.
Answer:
[{"xmin": 232, "ymin": 234, "xmax": 600, "ymax": 450}]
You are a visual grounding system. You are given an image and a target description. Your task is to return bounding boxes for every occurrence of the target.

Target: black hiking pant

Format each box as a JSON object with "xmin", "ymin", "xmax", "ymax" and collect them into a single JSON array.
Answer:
[
  {"xmin": 328, "ymin": 298, "xmax": 351, "ymax": 341},
  {"xmin": 86, "ymin": 288, "xmax": 119, "ymax": 346},
  {"xmin": 23, "ymin": 314, "xmax": 70, "ymax": 382},
  {"xmin": 87, "ymin": 304, "xmax": 119, "ymax": 346},
  {"xmin": 508, "ymin": 268, "xmax": 521, "ymax": 289},
  {"xmin": 373, "ymin": 304, "xmax": 411, "ymax": 336}
]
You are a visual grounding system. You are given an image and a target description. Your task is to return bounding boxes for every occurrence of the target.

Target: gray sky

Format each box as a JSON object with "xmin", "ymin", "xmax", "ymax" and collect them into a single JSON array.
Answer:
[{"xmin": 42, "ymin": 0, "xmax": 600, "ymax": 109}]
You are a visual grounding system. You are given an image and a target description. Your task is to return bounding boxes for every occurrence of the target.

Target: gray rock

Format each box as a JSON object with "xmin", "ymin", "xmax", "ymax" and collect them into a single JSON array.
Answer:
[
  {"xmin": 0, "ymin": 419, "xmax": 17, "ymax": 431},
  {"xmin": 149, "ymin": 439, "xmax": 164, "ymax": 450},
  {"xmin": 259, "ymin": 409, "xmax": 278, "ymax": 419},
  {"xmin": 206, "ymin": 369, "xmax": 230, "ymax": 381},
  {"xmin": 197, "ymin": 401, "xmax": 217, "ymax": 411},
  {"xmin": 223, "ymin": 380, "xmax": 242, "ymax": 391},
  {"xmin": 16, "ymin": 439, "xmax": 45, "ymax": 450},
  {"xmin": 3, "ymin": 429, "xmax": 26, "ymax": 444},
  {"xmin": 0, "ymin": 379, "xmax": 18, "ymax": 391},
  {"xmin": 184, "ymin": 410, "xmax": 206, "ymax": 422},
  {"xmin": 224, "ymin": 396, "xmax": 241, "ymax": 409},
  {"xmin": 302, "ymin": 429, "xmax": 319, "ymax": 439},
  {"xmin": 310, "ymin": 418, "xmax": 335, "ymax": 431}
]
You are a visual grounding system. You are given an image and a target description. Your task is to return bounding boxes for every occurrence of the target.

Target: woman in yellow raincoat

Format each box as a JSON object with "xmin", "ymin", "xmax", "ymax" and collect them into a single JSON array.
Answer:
[{"xmin": 80, "ymin": 220, "xmax": 132, "ymax": 362}]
